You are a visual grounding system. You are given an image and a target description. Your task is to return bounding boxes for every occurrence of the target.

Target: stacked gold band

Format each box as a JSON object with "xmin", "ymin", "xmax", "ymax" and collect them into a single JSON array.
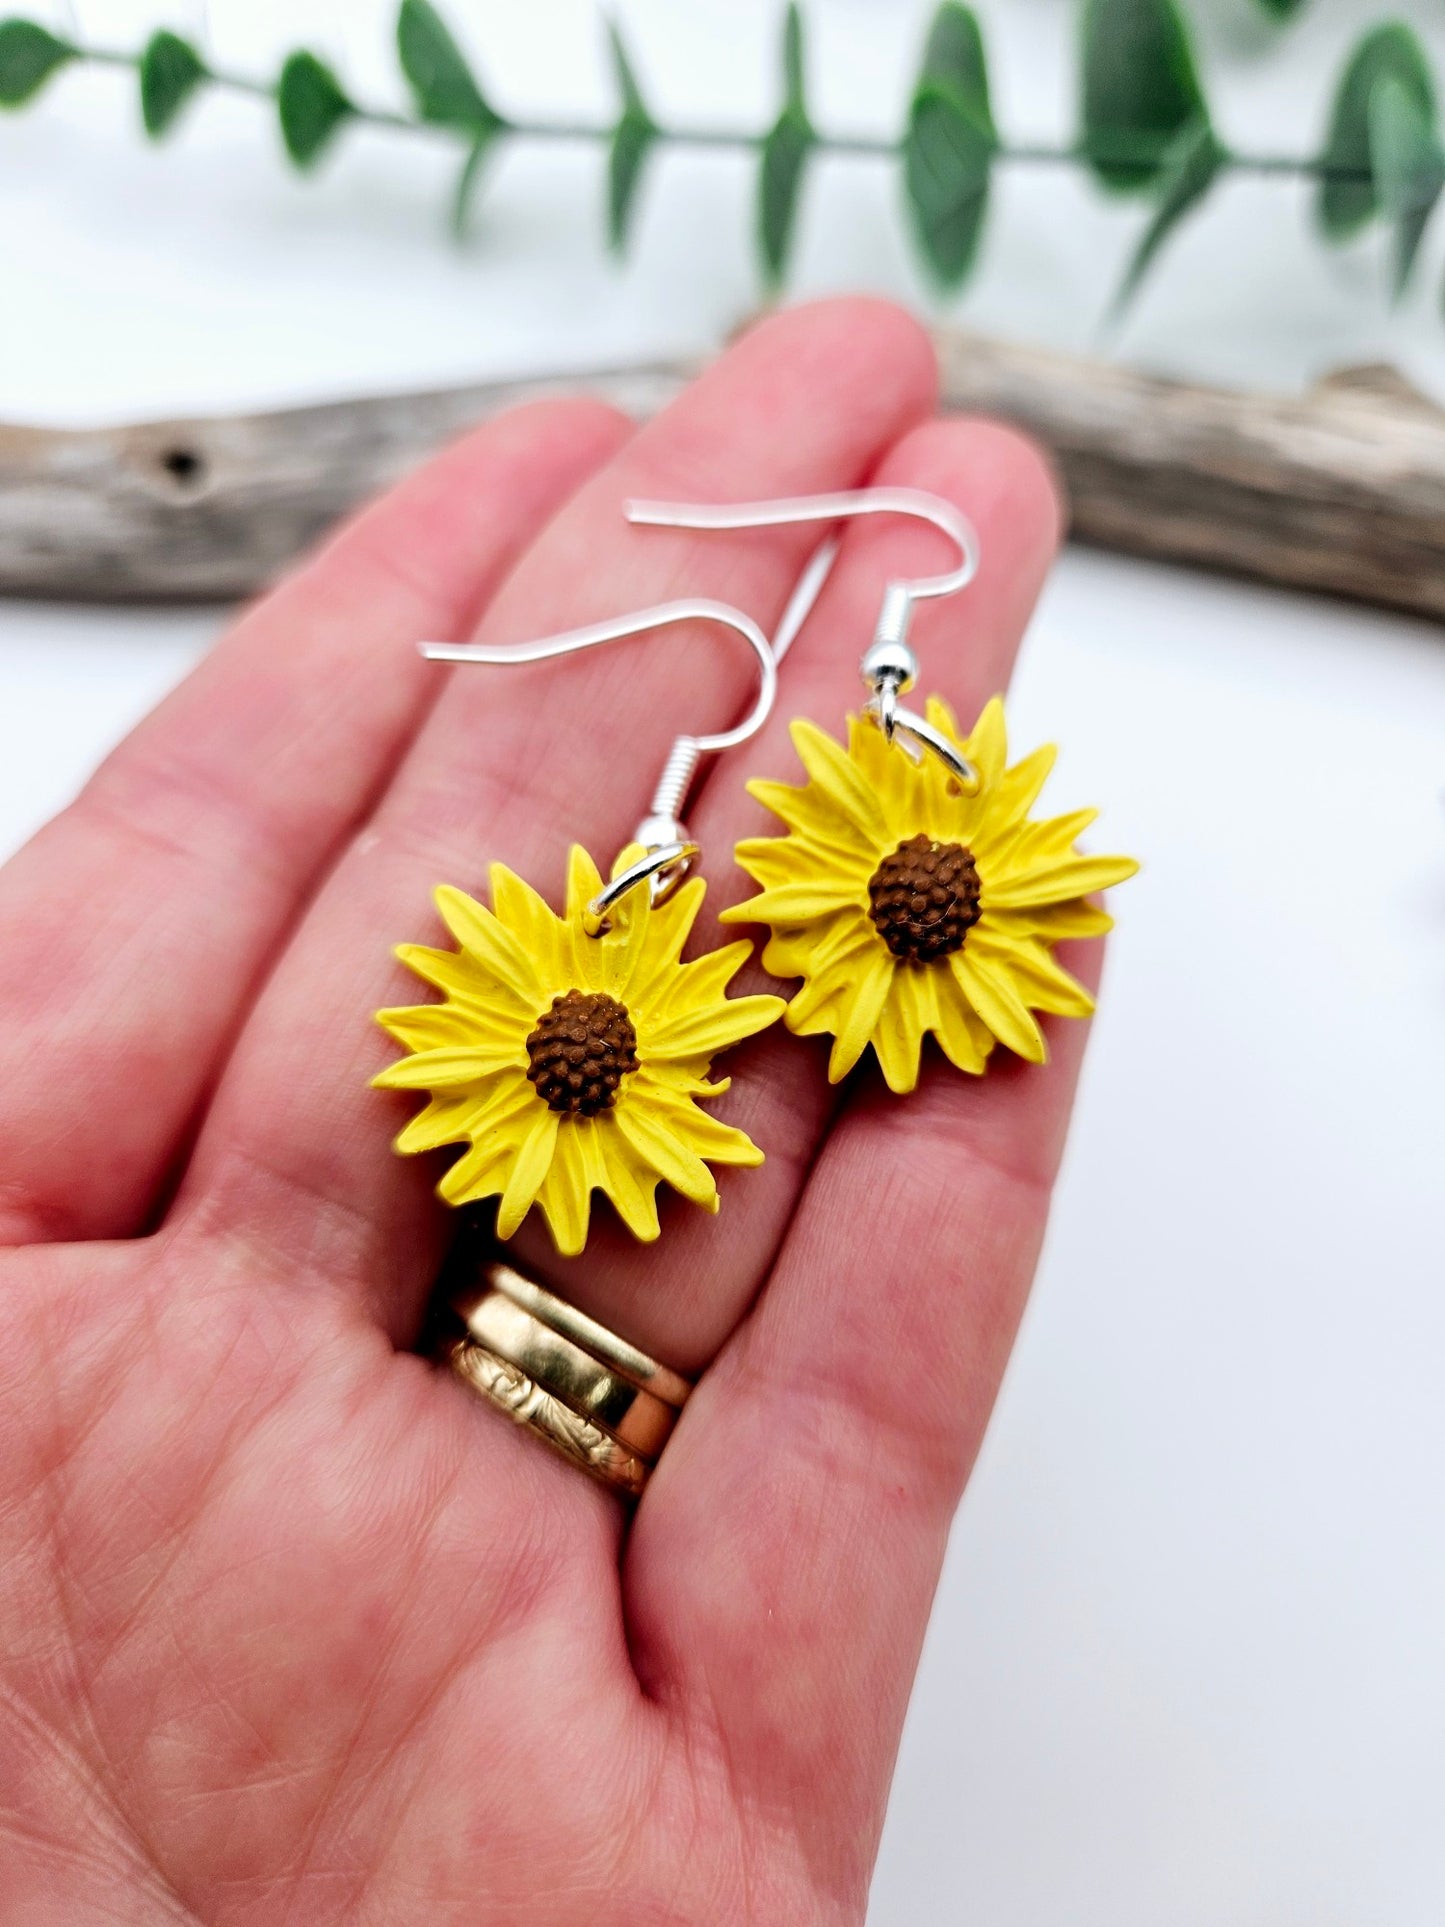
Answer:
[{"xmin": 444, "ymin": 1262, "xmax": 692, "ymax": 1497}]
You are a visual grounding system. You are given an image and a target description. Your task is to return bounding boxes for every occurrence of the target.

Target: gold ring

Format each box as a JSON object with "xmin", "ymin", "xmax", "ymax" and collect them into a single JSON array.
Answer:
[{"xmin": 443, "ymin": 1260, "xmax": 692, "ymax": 1497}]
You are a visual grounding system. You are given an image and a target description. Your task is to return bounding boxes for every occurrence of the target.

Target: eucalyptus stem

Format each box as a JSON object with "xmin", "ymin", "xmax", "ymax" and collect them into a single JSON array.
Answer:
[
  {"xmin": 63, "ymin": 40, "xmax": 1372, "ymax": 181},
  {"xmin": 0, "ymin": 0, "xmax": 1433, "ymax": 314}
]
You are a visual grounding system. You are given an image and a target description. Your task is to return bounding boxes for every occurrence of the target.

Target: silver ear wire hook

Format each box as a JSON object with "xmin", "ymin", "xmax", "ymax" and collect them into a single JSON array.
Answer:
[
  {"xmin": 626, "ymin": 488, "xmax": 982, "ymax": 792},
  {"xmin": 419, "ymin": 598, "xmax": 776, "ymax": 934}
]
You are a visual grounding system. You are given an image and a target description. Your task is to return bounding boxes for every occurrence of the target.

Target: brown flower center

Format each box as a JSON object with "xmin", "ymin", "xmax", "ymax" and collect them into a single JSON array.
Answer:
[
  {"xmin": 867, "ymin": 834, "xmax": 982, "ymax": 963},
  {"xmin": 525, "ymin": 988, "xmax": 639, "ymax": 1116}
]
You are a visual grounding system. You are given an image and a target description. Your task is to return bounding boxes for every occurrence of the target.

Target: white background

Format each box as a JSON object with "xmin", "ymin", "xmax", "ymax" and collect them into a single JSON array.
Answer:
[{"xmin": 2, "ymin": 2, "xmax": 1444, "ymax": 1921}]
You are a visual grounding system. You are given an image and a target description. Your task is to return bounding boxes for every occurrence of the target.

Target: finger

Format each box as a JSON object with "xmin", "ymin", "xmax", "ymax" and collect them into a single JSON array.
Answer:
[
  {"xmin": 179, "ymin": 299, "xmax": 939, "ymax": 1341},
  {"xmin": 0, "ymin": 400, "xmax": 627, "ymax": 1247},
  {"xmin": 634, "ymin": 947, "xmax": 1104, "ymax": 1896},
  {"xmin": 505, "ymin": 414, "xmax": 1067, "ymax": 1372},
  {"xmin": 621, "ymin": 420, "xmax": 1071, "ymax": 1857}
]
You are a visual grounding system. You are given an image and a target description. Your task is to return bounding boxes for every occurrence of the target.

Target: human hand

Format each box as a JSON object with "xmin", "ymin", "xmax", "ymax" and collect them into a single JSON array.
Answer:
[{"xmin": 0, "ymin": 299, "xmax": 1082, "ymax": 1924}]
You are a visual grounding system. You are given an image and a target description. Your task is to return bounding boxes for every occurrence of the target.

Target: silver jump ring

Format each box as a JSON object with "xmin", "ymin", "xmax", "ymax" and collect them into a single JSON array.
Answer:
[
  {"xmin": 583, "ymin": 841, "xmax": 700, "ymax": 937},
  {"xmin": 866, "ymin": 699, "xmax": 980, "ymax": 794}
]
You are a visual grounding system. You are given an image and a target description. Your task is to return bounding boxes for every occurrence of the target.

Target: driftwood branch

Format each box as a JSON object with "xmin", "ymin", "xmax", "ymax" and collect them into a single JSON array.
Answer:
[{"xmin": 2, "ymin": 330, "xmax": 1443, "ymax": 616}]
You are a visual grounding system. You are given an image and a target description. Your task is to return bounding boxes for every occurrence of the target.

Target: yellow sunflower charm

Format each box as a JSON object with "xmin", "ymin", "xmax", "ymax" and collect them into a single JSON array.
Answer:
[
  {"xmin": 375, "ymin": 845, "xmax": 783, "ymax": 1257},
  {"xmin": 722, "ymin": 695, "xmax": 1137, "ymax": 1092}
]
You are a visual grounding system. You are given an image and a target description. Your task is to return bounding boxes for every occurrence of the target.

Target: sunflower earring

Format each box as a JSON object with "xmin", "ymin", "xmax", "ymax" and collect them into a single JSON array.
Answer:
[
  {"xmin": 373, "ymin": 598, "xmax": 785, "ymax": 1257},
  {"xmin": 624, "ymin": 489, "xmax": 1139, "ymax": 1093}
]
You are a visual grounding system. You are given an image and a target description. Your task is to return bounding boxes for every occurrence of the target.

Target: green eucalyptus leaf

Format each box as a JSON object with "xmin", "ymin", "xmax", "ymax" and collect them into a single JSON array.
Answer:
[
  {"xmin": 1318, "ymin": 25, "xmax": 1433, "ymax": 241},
  {"xmin": 1253, "ymin": 0, "xmax": 1306, "ymax": 17},
  {"xmin": 609, "ymin": 17, "xmax": 647, "ymax": 118},
  {"xmin": 757, "ymin": 5, "xmax": 815, "ymax": 284},
  {"xmin": 759, "ymin": 108, "xmax": 813, "ymax": 283},
  {"xmin": 397, "ymin": 0, "xmax": 500, "ymax": 132},
  {"xmin": 452, "ymin": 133, "xmax": 491, "ymax": 236},
  {"xmin": 140, "ymin": 29, "xmax": 207, "ymax": 139},
  {"xmin": 1111, "ymin": 116, "xmax": 1223, "ymax": 315},
  {"xmin": 1080, "ymin": 0, "xmax": 1208, "ymax": 194},
  {"xmin": 1368, "ymin": 71, "xmax": 1445, "ymax": 299},
  {"xmin": 606, "ymin": 20, "xmax": 657, "ymax": 252},
  {"xmin": 0, "ymin": 18, "xmax": 73, "ymax": 108},
  {"xmin": 904, "ymin": 98, "xmax": 994, "ymax": 291},
  {"xmin": 903, "ymin": 6, "xmax": 995, "ymax": 289},
  {"xmin": 608, "ymin": 114, "xmax": 656, "ymax": 252},
  {"xmin": 917, "ymin": 1, "xmax": 991, "ymax": 120},
  {"xmin": 277, "ymin": 50, "xmax": 354, "ymax": 169},
  {"xmin": 781, "ymin": 0, "xmax": 805, "ymax": 108}
]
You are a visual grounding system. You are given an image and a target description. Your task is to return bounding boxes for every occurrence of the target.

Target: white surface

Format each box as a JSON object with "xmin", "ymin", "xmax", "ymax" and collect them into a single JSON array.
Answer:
[{"xmin": 3, "ymin": 3, "xmax": 1444, "ymax": 1922}]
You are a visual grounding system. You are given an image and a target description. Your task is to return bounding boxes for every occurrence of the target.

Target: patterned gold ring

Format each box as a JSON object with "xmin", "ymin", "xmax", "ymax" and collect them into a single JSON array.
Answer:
[{"xmin": 443, "ymin": 1260, "xmax": 693, "ymax": 1497}]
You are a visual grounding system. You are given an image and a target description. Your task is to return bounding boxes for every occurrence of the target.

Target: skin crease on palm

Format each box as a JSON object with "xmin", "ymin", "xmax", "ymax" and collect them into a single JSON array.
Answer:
[{"xmin": 0, "ymin": 299, "xmax": 1099, "ymax": 1925}]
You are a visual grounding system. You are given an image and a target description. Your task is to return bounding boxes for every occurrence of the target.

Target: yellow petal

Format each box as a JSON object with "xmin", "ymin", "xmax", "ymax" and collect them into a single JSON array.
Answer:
[
  {"xmin": 782, "ymin": 974, "xmax": 838, "ymax": 1031},
  {"xmin": 599, "ymin": 1125, "xmax": 662, "ymax": 1242},
  {"xmin": 646, "ymin": 992, "xmax": 783, "ymax": 1063},
  {"xmin": 635, "ymin": 874, "xmax": 705, "ymax": 968},
  {"xmin": 463, "ymin": 1070, "xmax": 539, "ymax": 1134},
  {"xmin": 951, "ymin": 950, "xmax": 1047, "ymax": 1063},
  {"xmin": 393, "ymin": 942, "xmax": 533, "ymax": 1015},
  {"xmin": 789, "ymin": 718, "xmax": 889, "ymax": 842},
  {"xmin": 922, "ymin": 691, "xmax": 960, "ymax": 740},
  {"xmin": 972, "ymin": 934, "xmax": 1095, "ymax": 1018},
  {"xmin": 870, "ymin": 964, "xmax": 930, "ymax": 1093},
  {"xmin": 984, "ymin": 852, "xmax": 1140, "ymax": 909},
  {"xmin": 488, "ymin": 863, "xmax": 563, "ymax": 977},
  {"xmin": 430, "ymin": 1080, "xmax": 539, "ymax": 1201},
  {"xmin": 724, "ymin": 879, "xmax": 861, "ymax": 926},
  {"xmin": 783, "ymin": 930, "xmax": 876, "ymax": 1030},
  {"xmin": 993, "ymin": 900, "xmax": 1114, "ymax": 942},
  {"xmin": 991, "ymin": 742, "xmax": 1057, "ymax": 828},
  {"xmin": 730, "ymin": 834, "xmax": 820, "ymax": 888},
  {"xmin": 987, "ymin": 808, "xmax": 1100, "ymax": 875},
  {"xmin": 601, "ymin": 885, "xmax": 697, "ymax": 1019},
  {"xmin": 729, "ymin": 900, "xmax": 867, "ymax": 991},
  {"xmin": 745, "ymin": 776, "xmax": 879, "ymax": 859},
  {"xmin": 648, "ymin": 1086, "xmax": 766, "ymax": 1167},
  {"xmin": 393, "ymin": 1095, "xmax": 473, "ymax": 1155},
  {"xmin": 433, "ymin": 885, "xmax": 546, "ymax": 1003},
  {"xmin": 371, "ymin": 1042, "xmax": 524, "ymax": 1090},
  {"xmin": 374, "ymin": 1002, "xmax": 482, "ymax": 1051},
  {"xmin": 823, "ymin": 946, "xmax": 894, "ymax": 1082},
  {"xmin": 933, "ymin": 971, "xmax": 990, "ymax": 1074},
  {"xmin": 436, "ymin": 1137, "xmax": 511, "ymax": 1206},
  {"xmin": 651, "ymin": 939, "xmax": 754, "ymax": 1015},
  {"xmin": 563, "ymin": 845, "xmax": 606, "ymax": 927},
  {"xmin": 959, "ymin": 695, "xmax": 1009, "ymax": 791},
  {"xmin": 849, "ymin": 710, "xmax": 927, "ymax": 818},
  {"xmin": 536, "ymin": 1123, "xmax": 593, "ymax": 1259},
  {"xmin": 633, "ymin": 1061, "xmax": 721, "ymax": 1106},
  {"xmin": 613, "ymin": 1101, "xmax": 719, "ymax": 1210},
  {"xmin": 595, "ymin": 875, "xmax": 656, "ymax": 999},
  {"xmin": 495, "ymin": 1106, "xmax": 560, "ymax": 1239},
  {"xmin": 573, "ymin": 1110, "xmax": 613, "ymax": 1198}
]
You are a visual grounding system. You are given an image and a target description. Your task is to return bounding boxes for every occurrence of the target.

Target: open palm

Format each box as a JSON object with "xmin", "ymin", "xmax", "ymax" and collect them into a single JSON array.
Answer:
[{"xmin": 0, "ymin": 301, "xmax": 1088, "ymax": 1924}]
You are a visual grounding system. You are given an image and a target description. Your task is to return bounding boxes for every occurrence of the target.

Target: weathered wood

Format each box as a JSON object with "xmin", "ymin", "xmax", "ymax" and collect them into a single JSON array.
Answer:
[
  {"xmin": 2, "ymin": 331, "xmax": 1443, "ymax": 616},
  {"xmin": 934, "ymin": 335, "xmax": 1445, "ymax": 620},
  {"xmin": 0, "ymin": 368, "xmax": 692, "ymax": 603}
]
